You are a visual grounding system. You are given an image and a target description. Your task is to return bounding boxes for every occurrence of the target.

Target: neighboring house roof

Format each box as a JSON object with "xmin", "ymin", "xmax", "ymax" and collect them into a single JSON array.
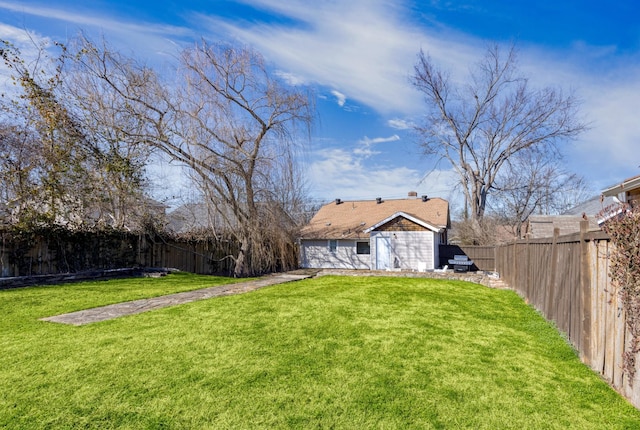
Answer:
[
  {"xmin": 563, "ymin": 195, "xmax": 617, "ymax": 217},
  {"xmin": 563, "ymin": 194, "xmax": 619, "ymax": 227},
  {"xmin": 602, "ymin": 174, "xmax": 640, "ymax": 197},
  {"xmin": 526, "ymin": 194, "xmax": 620, "ymax": 238},
  {"xmin": 300, "ymin": 196, "xmax": 449, "ymax": 240},
  {"xmin": 166, "ymin": 203, "xmax": 222, "ymax": 234},
  {"xmin": 166, "ymin": 200, "xmax": 295, "ymax": 235}
]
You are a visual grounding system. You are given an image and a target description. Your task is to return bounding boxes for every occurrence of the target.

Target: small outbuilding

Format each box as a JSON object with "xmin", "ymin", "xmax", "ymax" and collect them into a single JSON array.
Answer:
[{"xmin": 299, "ymin": 192, "xmax": 450, "ymax": 271}]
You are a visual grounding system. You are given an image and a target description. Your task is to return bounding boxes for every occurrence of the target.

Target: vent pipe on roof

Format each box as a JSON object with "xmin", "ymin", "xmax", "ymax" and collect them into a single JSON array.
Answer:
[
  {"xmin": 421, "ymin": 195, "xmax": 429, "ymax": 202},
  {"xmin": 376, "ymin": 197, "xmax": 382, "ymax": 204},
  {"xmin": 335, "ymin": 198, "xmax": 342, "ymax": 205}
]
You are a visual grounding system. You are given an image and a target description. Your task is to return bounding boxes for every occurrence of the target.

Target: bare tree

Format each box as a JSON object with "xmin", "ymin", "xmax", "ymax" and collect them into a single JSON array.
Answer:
[
  {"xmin": 72, "ymin": 38, "xmax": 312, "ymax": 276},
  {"xmin": 450, "ymin": 215, "xmax": 508, "ymax": 246},
  {"xmin": 411, "ymin": 44, "xmax": 587, "ymax": 223},
  {"xmin": 174, "ymin": 42, "xmax": 312, "ymax": 276},
  {"xmin": 62, "ymin": 48, "xmax": 155, "ymax": 230},
  {"xmin": 490, "ymin": 148, "xmax": 592, "ymax": 238}
]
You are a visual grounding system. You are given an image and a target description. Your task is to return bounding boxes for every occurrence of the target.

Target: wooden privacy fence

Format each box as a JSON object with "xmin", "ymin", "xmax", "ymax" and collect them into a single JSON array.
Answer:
[
  {"xmin": 0, "ymin": 230, "xmax": 239, "ymax": 277},
  {"xmin": 439, "ymin": 245, "xmax": 496, "ymax": 271},
  {"xmin": 138, "ymin": 236, "xmax": 238, "ymax": 275},
  {"xmin": 495, "ymin": 221, "xmax": 640, "ymax": 408}
]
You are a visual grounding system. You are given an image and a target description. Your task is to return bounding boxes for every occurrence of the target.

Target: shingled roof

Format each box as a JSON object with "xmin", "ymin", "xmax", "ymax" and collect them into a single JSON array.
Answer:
[{"xmin": 301, "ymin": 197, "xmax": 449, "ymax": 240}]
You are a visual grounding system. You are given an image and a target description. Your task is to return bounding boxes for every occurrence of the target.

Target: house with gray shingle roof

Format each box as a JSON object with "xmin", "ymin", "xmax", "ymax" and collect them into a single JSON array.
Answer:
[
  {"xmin": 524, "ymin": 194, "xmax": 618, "ymax": 239},
  {"xmin": 299, "ymin": 192, "xmax": 450, "ymax": 271}
]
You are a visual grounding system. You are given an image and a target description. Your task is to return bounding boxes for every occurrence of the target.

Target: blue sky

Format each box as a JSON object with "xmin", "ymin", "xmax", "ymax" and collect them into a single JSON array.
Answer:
[{"xmin": 1, "ymin": 0, "xmax": 639, "ymax": 213}]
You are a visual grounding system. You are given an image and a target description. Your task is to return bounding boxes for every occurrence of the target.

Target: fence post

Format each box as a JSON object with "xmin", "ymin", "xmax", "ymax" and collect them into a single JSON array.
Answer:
[
  {"xmin": 580, "ymin": 220, "xmax": 592, "ymax": 364},
  {"xmin": 546, "ymin": 227, "xmax": 560, "ymax": 323},
  {"xmin": 511, "ymin": 241, "xmax": 517, "ymax": 289},
  {"xmin": 492, "ymin": 246, "xmax": 496, "ymax": 272},
  {"xmin": 525, "ymin": 235, "xmax": 531, "ymax": 299}
]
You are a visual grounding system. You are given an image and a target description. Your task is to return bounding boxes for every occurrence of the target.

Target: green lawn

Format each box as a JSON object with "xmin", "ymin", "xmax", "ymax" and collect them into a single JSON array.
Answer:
[{"xmin": 1, "ymin": 274, "xmax": 639, "ymax": 429}]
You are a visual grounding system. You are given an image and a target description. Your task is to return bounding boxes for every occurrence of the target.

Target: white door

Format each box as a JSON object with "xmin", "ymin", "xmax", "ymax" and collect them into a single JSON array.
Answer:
[{"xmin": 376, "ymin": 236, "xmax": 391, "ymax": 270}]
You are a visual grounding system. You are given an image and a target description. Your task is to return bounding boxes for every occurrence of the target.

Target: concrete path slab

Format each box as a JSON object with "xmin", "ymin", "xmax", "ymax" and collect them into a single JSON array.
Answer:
[{"xmin": 41, "ymin": 273, "xmax": 311, "ymax": 326}]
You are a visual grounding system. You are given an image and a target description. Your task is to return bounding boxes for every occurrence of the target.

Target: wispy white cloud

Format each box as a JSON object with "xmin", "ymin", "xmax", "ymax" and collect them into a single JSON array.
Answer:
[
  {"xmin": 308, "ymin": 131, "xmax": 459, "ymax": 203},
  {"xmin": 569, "ymin": 71, "xmax": 640, "ymax": 188},
  {"xmin": 308, "ymin": 147, "xmax": 421, "ymax": 200},
  {"xmin": 274, "ymin": 70, "xmax": 308, "ymax": 86},
  {"xmin": 0, "ymin": 1, "xmax": 189, "ymax": 37},
  {"xmin": 352, "ymin": 135, "xmax": 400, "ymax": 158},
  {"xmin": 387, "ymin": 118, "xmax": 413, "ymax": 130},
  {"xmin": 515, "ymin": 45, "xmax": 640, "ymax": 189},
  {"xmin": 331, "ymin": 90, "xmax": 346, "ymax": 107},
  {"xmin": 308, "ymin": 146, "xmax": 461, "ymax": 204},
  {"xmin": 0, "ymin": 24, "xmax": 54, "ymax": 98},
  {"xmin": 358, "ymin": 135, "xmax": 400, "ymax": 146},
  {"xmin": 0, "ymin": 22, "xmax": 51, "ymax": 46},
  {"xmin": 352, "ymin": 147, "xmax": 378, "ymax": 158},
  {"xmin": 0, "ymin": 0, "xmax": 194, "ymax": 58},
  {"xmin": 195, "ymin": 0, "xmax": 432, "ymax": 115}
]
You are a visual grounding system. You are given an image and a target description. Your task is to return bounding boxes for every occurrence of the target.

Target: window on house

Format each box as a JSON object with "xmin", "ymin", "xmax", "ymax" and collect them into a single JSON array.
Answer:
[
  {"xmin": 356, "ymin": 241, "xmax": 370, "ymax": 255},
  {"xmin": 329, "ymin": 240, "xmax": 337, "ymax": 253}
]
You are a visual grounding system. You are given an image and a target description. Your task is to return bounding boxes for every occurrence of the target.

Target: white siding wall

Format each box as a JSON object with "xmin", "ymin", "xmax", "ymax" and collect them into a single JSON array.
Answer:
[
  {"xmin": 300, "ymin": 239, "xmax": 370, "ymax": 269},
  {"xmin": 370, "ymin": 231, "xmax": 435, "ymax": 271}
]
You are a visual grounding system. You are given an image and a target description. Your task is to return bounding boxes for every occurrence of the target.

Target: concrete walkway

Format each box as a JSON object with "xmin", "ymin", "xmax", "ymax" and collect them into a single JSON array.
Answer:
[{"xmin": 41, "ymin": 273, "xmax": 312, "ymax": 326}]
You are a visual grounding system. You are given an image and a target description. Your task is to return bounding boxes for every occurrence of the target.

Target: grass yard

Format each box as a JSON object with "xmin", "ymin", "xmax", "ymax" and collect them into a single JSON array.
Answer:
[{"xmin": 1, "ymin": 274, "xmax": 640, "ymax": 429}]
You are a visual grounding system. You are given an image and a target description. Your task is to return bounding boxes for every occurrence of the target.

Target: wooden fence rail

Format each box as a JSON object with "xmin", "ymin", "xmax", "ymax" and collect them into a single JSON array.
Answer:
[{"xmin": 494, "ymin": 221, "xmax": 639, "ymax": 407}]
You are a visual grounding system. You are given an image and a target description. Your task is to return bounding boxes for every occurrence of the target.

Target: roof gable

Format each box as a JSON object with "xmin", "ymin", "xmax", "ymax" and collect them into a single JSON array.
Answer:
[{"xmin": 364, "ymin": 212, "xmax": 443, "ymax": 233}]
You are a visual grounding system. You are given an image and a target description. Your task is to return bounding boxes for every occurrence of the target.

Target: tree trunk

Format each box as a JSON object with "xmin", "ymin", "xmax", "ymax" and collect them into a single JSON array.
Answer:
[{"xmin": 233, "ymin": 236, "xmax": 251, "ymax": 277}]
